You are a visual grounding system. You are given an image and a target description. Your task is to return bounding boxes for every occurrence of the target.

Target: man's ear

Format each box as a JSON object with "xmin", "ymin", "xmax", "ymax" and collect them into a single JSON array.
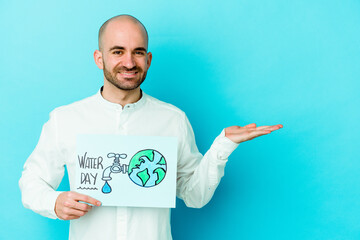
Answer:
[
  {"xmin": 94, "ymin": 50, "xmax": 104, "ymax": 69},
  {"xmin": 146, "ymin": 52, "xmax": 153, "ymax": 70}
]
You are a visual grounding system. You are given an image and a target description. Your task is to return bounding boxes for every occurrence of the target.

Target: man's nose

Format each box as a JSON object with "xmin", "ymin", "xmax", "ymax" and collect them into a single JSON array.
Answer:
[{"xmin": 122, "ymin": 53, "xmax": 136, "ymax": 69}]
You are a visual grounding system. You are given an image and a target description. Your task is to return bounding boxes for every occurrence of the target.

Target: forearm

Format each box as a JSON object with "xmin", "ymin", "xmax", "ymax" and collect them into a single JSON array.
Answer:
[
  {"xmin": 177, "ymin": 130, "xmax": 238, "ymax": 208},
  {"xmin": 19, "ymin": 169, "xmax": 63, "ymax": 219},
  {"xmin": 19, "ymin": 110, "xmax": 65, "ymax": 219}
]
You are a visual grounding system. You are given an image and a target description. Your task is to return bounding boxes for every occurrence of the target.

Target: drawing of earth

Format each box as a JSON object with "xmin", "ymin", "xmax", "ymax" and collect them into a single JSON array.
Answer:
[{"xmin": 128, "ymin": 149, "xmax": 167, "ymax": 187}]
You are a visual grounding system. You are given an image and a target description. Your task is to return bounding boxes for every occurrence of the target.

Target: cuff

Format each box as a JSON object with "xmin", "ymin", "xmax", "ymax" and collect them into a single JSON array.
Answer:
[
  {"xmin": 210, "ymin": 129, "xmax": 239, "ymax": 160},
  {"xmin": 43, "ymin": 190, "xmax": 63, "ymax": 219},
  {"xmin": 206, "ymin": 129, "xmax": 239, "ymax": 186}
]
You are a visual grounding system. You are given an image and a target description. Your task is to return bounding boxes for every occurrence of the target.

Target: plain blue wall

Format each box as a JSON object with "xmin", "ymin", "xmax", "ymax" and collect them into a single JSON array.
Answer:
[{"xmin": 1, "ymin": 0, "xmax": 359, "ymax": 239}]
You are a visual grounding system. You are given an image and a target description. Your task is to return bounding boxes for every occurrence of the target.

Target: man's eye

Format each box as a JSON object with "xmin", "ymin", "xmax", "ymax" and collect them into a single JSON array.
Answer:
[
  {"xmin": 113, "ymin": 51, "xmax": 123, "ymax": 55},
  {"xmin": 135, "ymin": 51, "xmax": 145, "ymax": 55}
]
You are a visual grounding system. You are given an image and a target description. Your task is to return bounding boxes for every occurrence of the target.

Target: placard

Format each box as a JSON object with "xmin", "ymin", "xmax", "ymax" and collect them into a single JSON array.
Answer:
[{"xmin": 75, "ymin": 135, "xmax": 177, "ymax": 208}]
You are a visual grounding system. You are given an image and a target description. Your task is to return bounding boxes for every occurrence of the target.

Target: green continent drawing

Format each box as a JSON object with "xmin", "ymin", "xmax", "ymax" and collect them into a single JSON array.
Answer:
[
  {"xmin": 128, "ymin": 149, "xmax": 167, "ymax": 187},
  {"xmin": 137, "ymin": 169, "xmax": 150, "ymax": 186}
]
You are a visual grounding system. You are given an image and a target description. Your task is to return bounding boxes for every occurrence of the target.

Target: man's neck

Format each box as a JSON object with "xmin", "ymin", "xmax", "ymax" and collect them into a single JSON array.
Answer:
[{"xmin": 101, "ymin": 81, "xmax": 142, "ymax": 107}]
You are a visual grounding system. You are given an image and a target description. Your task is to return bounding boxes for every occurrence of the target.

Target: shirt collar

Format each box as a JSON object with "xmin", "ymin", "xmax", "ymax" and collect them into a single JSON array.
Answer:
[{"xmin": 95, "ymin": 86, "xmax": 147, "ymax": 110}]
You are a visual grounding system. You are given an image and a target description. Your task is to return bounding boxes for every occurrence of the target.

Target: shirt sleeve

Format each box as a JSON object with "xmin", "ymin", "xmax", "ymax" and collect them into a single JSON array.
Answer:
[
  {"xmin": 176, "ymin": 114, "xmax": 239, "ymax": 208},
  {"xmin": 19, "ymin": 110, "xmax": 65, "ymax": 219}
]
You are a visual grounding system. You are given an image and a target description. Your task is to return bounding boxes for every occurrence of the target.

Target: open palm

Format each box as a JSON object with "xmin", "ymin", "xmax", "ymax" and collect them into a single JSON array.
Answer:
[{"xmin": 225, "ymin": 123, "xmax": 283, "ymax": 144}]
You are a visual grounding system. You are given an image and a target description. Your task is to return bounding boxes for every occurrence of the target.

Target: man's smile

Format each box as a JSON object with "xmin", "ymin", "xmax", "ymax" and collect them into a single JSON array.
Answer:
[{"xmin": 118, "ymin": 71, "xmax": 138, "ymax": 78}]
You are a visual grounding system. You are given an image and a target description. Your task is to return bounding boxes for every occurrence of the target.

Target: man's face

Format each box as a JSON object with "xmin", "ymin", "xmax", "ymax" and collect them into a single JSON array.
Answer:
[{"xmin": 98, "ymin": 20, "xmax": 152, "ymax": 91}]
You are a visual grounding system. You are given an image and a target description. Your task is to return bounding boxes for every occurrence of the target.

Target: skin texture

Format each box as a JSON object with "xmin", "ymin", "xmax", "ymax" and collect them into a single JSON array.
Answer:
[
  {"xmin": 55, "ymin": 191, "xmax": 101, "ymax": 220},
  {"xmin": 224, "ymin": 123, "xmax": 283, "ymax": 143},
  {"xmin": 55, "ymin": 15, "xmax": 152, "ymax": 220},
  {"xmin": 94, "ymin": 15, "xmax": 152, "ymax": 106},
  {"xmin": 54, "ymin": 15, "xmax": 283, "ymax": 220}
]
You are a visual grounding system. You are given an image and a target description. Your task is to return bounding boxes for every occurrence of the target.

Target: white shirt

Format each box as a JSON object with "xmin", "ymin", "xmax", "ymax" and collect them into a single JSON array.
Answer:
[{"xmin": 19, "ymin": 89, "xmax": 238, "ymax": 240}]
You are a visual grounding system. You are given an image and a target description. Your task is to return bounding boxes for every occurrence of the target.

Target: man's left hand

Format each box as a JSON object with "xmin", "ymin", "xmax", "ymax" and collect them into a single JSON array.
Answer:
[{"xmin": 225, "ymin": 123, "xmax": 283, "ymax": 144}]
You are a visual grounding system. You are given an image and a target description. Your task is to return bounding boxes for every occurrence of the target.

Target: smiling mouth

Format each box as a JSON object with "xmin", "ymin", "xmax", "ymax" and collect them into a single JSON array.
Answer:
[{"xmin": 119, "ymin": 71, "xmax": 138, "ymax": 77}]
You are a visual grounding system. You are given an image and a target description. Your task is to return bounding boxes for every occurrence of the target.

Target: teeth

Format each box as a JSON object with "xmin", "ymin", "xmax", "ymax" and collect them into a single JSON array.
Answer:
[{"xmin": 121, "ymin": 72, "xmax": 136, "ymax": 75}]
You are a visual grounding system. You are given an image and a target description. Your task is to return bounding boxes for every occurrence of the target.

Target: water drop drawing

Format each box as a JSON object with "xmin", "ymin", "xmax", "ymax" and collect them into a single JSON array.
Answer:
[{"xmin": 102, "ymin": 181, "xmax": 112, "ymax": 194}]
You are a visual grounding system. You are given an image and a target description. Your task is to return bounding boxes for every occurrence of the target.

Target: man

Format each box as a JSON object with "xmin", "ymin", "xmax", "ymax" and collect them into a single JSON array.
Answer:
[{"xmin": 19, "ymin": 15, "xmax": 282, "ymax": 240}]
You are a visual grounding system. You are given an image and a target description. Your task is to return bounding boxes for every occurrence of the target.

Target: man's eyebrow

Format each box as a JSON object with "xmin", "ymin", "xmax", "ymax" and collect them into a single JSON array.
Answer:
[
  {"xmin": 108, "ymin": 46, "xmax": 147, "ymax": 52},
  {"xmin": 134, "ymin": 47, "xmax": 147, "ymax": 52},
  {"xmin": 108, "ymin": 46, "xmax": 125, "ymax": 51}
]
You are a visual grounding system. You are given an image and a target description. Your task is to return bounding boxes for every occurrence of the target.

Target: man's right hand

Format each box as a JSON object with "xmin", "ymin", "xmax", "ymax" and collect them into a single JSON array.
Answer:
[{"xmin": 55, "ymin": 191, "xmax": 101, "ymax": 220}]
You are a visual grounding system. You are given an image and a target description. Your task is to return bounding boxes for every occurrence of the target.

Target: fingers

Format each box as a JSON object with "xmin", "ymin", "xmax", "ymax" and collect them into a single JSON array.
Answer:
[
  {"xmin": 244, "ymin": 123, "xmax": 256, "ymax": 128},
  {"xmin": 244, "ymin": 124, "xmax": 283, "ymax": 131},
  {"xmin": 225, "ymin": 123, "xmax": 283, "ymax": 143},
  {"xmin": 250, "ymin": 124, "xmax": 283, "ymax": 138},
  {"xmin": 72, "ymin": 192, "xmax": 101, "ymax": 207},
  {"xmin": 65, "ymin": 199, "xmax": 92, "ymax": 212},
  {"xmin": 257, "ymin": 124, "xmax": 283, "ymax": 131},
  {"xmin": 248, "ymin": 129, "xmax": 271, "ymax": 140},
  {"xmin": 62, "ymin": 208, "xmax": 89, "ymax": 220},
  {"xmin": 55, "ymin": 191, "xmax": 101, "ymax": 220}
]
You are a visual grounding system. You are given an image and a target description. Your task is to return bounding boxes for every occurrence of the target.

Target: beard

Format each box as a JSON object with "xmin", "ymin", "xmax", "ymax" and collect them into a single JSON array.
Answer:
[{"xmin": 103, "ymin": 63, "xmax": 147, "ymax": 91}]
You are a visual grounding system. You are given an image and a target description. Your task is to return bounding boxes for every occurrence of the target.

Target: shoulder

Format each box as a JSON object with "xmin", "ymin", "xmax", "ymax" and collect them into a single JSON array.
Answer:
[
  {"xmin": 144, "ymin": 94, "xmax": 186, "ymax": 118},
  {"xmin": 50, "ymin": 93, "xmax": 98, "ymax": 117}
]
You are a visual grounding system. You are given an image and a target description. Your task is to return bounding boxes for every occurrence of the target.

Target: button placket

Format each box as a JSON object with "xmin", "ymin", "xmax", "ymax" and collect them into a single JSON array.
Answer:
[
  {"xmin": 117, "ymin": 109, "xmax": 129, "ymax": 134},
  {"xmin": 115, "ymin": 107, "xmax": 123, "ymax": 134},
  {"xmin": 116, "ymin": 206, "xmax": 128, "ymax": 240}
]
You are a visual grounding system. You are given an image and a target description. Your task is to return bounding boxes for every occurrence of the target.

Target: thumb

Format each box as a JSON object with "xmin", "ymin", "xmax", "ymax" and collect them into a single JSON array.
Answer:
[{"xmin": 243, "ymin": 123, "xmax": 256, "ymax": 128}]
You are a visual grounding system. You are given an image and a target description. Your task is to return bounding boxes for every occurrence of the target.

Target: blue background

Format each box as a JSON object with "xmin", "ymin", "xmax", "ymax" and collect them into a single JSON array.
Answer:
[{"xmin": 1, "ymin": 0, "xmax": 359, "ymax": 239}]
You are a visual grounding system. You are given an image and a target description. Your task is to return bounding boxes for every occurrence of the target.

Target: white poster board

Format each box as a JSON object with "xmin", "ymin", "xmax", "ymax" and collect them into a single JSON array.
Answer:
[{"xmin": 75, "ymin": 135, "xmax": 177, "ymax": 208}]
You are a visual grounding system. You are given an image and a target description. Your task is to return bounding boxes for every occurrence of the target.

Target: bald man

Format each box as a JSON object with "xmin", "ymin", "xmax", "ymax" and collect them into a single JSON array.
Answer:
[{"xmin": 20, "ymin": 15, "xmax": 282, "ymax": 240}]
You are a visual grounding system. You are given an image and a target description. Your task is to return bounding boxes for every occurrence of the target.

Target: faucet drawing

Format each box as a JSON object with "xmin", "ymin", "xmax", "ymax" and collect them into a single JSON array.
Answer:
[{"xmin": 101, "ymin": 152, "xmax": 128, "ymax": 194}]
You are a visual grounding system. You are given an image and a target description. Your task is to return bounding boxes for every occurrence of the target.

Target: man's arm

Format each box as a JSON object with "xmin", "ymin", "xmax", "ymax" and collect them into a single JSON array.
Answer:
[
  {"xmin": 225, "ymin": 123, "xmax": 283, "ymax": 143},
  {"xmin": 176, "ymin": 114, "xmax": 282, "ymax": 208},
  {"xmin": 19, "ymin": 110, "xmax": 100, "ymax": 219},
  {"xmin": 55, "ymin": 191, "xmax": 101, "ymax": 220}
]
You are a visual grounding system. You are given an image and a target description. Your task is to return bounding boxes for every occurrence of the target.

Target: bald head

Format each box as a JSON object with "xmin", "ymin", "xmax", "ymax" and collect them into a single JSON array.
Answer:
[{"xmin": 98, "ymin": 15, "xmax": 148, "ymax": 51}]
